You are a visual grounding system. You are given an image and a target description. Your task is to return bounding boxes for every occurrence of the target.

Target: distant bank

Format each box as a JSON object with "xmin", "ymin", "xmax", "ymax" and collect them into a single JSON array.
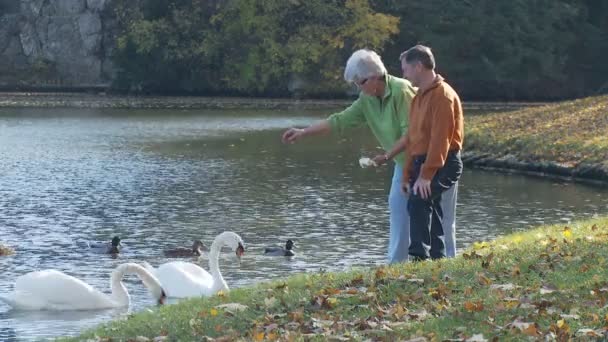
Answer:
[{"xmin": 0, "ymin": 91, "xmax": 543, "ymax": 110}]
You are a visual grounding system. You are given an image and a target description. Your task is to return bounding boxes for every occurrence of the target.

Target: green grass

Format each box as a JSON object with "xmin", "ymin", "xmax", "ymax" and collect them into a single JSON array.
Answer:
[
  {"xmin": 64, "ymin": 217, "xmax": 608, "ymax": 341},
  {"xmin": 466, "ymin": 94, "xmax": 608, "ymax": 169}
]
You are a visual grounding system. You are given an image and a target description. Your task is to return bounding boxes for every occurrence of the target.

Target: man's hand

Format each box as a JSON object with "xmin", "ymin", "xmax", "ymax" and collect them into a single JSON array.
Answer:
[
  {"xmin": 412, "ymin": 177, "xmax": 432, "ymax": 199},
  {"xmin": 372, "ymin": 153, "xmax": 389, "ymax": 166},
  {"xmin": 281, "ymin": 128, "xmax": 305, "ymax": 144}
]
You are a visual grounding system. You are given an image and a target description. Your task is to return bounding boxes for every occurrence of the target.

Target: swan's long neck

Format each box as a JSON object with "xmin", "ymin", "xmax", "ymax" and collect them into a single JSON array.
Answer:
[
  {"xmin": 109, "ymin": 264, "xmax": 131, "ymax": 306},
  {"xmin": 109, "ymin": 263, "xmax": 163, "ymax": 306},
  {"xmin": 208, "ymin": 239, "xmax": 228, "ymax": 292}
]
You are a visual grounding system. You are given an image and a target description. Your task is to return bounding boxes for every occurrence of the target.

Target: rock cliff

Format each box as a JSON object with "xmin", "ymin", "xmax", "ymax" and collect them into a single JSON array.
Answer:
[{"xmin": 0, "ymin": 0, "xmax": 115, "ymax": 89}]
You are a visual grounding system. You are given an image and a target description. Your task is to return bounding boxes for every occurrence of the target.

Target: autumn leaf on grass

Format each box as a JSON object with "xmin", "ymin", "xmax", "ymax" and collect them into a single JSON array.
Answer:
[
  {"xmin": 490, "ymin": 283, "xmax": 519, "ymax": 291},
  {"xmin": 463, "ymin": 301, "xmax": 484, "ymax": 312},
  {"xmin": 407, "ymin": 309, "xmax": 429, "ymax": 321},
  {"xmin": 550, "ymin": 319, "xmax": 571, "ymax": 337},
  {"xmin": 466, "ymin": 334, "xmax": 488, "ymax": 342},
  {"xmin": 476, "ymin": 272, "xmax": 492, "ymax": 286},
  {"xmin": 253, "ymin": 332, "xmax": 265, "ymax": 341},
  {"xmin": 215, "ymin": 303, "xmax": 249, "ymax": 315},
  {"xmin": 481, "ymin": 252, "xmax": 494, "ymax": 269},
  {"xmin": 274, "ymin": 282, "xmax": 288, "ymax": 292},
  {"xmin": 463, "ymin": 250, "xmax": 483, "ymax": 259},
  {"xmin": 265, "ymin": 296, "xmax": 278, "ymax": 308},
  {"xmin": 511, "ymin": 265, "xmax": 521, "ymax": 277},
  {"xmin": 540, "ymin": 283, "xmax": 558, "ymax": 295},
  {"xmin": 343, "ymin": 274, "xmax": 365, "ymax": 288},
  {"xmin": 310, "ymin": 295, "xmax": 337, "ymax": 310},
  {"xmin": 576, "ymin": 328, "xmax": 603, "ymax": 337},
  {"xmin": 507, "ymin": 320, "xmax": 541, "ymax": 337},
  {"xmin": 473, "ymin": 241, "xmax": 490, "ymax": 250},
  {"xmin": 502, "ymin": 297, "xmax": 521, "ymax": 309},
  {"xmin": 375, "ymin": 267, "xmax": 387, "ymax": 280},
  {"xmin": 559, "ymin": 314, "xmax": 580, "ymax": 320},
  {"xmin": 319, "ymin": 287, "xmax": 341, "ymax": 296},
  {"xmin": 388, "ymin": 303, "xmax": 407, "ymax": 319}
]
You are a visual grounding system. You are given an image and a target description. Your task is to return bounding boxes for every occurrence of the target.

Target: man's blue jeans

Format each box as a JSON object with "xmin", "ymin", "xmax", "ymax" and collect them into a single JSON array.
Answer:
[
  {"xmin": 388, "ymin": 163, "xmax": 458, "ymax": 264},
  {"xmin": 407, "ymin": 151, "xmax": 463, "ymax": 260}
]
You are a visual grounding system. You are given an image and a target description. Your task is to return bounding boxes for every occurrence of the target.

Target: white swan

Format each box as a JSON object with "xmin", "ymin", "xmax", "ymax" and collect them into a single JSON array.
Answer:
[
  {"xmin": 0, "ymin": 263, "xmax": 166, "ymax": 311},
  {"xmin": 143, "ymin": 232, "xmax": 245, "ymax": 298}
]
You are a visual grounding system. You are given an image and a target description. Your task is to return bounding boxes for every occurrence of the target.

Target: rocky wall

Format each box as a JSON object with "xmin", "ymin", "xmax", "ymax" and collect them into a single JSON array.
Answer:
[{"xmin": 0, "ymin": 0, "xmax": 115, "ymax": 89}]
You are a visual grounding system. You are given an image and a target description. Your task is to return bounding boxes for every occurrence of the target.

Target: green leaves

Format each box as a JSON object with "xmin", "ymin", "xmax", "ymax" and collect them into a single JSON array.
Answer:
[{"xmin": 110, "ymin": 0, "xmax": 398, "ymax": 95}]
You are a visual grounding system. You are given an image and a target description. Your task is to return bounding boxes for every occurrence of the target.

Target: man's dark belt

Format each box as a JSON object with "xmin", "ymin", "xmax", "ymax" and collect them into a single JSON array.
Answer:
[{"xmin": 412, "ymin": 149, "xmax": 460, "ymax": 165}]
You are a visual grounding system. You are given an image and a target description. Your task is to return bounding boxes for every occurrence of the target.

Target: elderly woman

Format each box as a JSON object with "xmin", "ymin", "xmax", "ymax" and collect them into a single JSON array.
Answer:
[{"xmin": 282, "ymin": 49, "xmax": 458, "ymax": 264}]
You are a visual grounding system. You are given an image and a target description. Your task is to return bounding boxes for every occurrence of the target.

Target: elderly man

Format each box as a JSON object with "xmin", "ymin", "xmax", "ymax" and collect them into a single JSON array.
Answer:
[
  {"xmin": 397, "ymin": 45, "xmax": 464, "ymax": 261},
  {"xmin": 281, "ymin": 49, "xmax": 458, "ymax": 264}
]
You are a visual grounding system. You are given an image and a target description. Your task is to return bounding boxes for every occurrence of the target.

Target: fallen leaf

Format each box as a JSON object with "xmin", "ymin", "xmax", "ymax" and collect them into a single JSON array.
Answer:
[
  {"xmin": 466, "ymin": 334, "xmax": 488, "ymax": 342},
  {"xmin": 508, "ymin": 320, "xmax": 540, "ymax": 337},
  {"xmin": 265, "ymin": 297, "xmax": 278, "ymax": 308},
  {"xmin": 576, "ymin": 328, "xmax": 601, "ymax": 337},
  {"xmin": 540, "ymin": 284, "xmax": 558, "ymax": 295},
  {"xmin": 522, "ymin": 324, "xmax": 540, "ymax": 337},
  {"xmin": 408, "ymin": 278, "xmax": 425, "ymax": 284},
  {"xmin": 464, "ymin": 301, "xmax": 484, "ymax": 312},
  {"xmin": 476, "ymin": 273, "xmax": 492, "ymax": 286},
  {"xmin": 490, "ymin": 283, "xmax": 519, "ymax": 291},
  {"xmin": 215, "ymin": 303, "xmax": 249, "ymax": 312},
  {"xmin": 559, "ymin": 314, "xmax": 580, "ymax": 320},
  {"xmin": 345, "ymin": 288, "xmax": 359, "ymax": 295}
]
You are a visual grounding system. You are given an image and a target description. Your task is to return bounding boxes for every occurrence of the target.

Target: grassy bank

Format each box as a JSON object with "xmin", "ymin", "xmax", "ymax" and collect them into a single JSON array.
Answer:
[
  {"xmin": 66, "ymin": 217, "xmax": 608, "ymax": 341},
  {"xmin": 466, "ymin": 94, "xmax": 608, "ymax": 178}
]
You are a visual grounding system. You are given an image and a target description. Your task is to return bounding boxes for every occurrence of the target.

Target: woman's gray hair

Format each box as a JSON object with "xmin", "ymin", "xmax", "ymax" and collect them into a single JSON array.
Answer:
[{"xmin": 343, "ymin": 49, "xmax": 387, "ymax": 84}]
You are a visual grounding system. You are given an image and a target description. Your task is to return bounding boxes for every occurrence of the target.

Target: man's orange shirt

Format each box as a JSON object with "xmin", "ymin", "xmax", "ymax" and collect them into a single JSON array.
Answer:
[{"xmin": 403, "ymin": 75, "xmax": 464, "ymax": 181}]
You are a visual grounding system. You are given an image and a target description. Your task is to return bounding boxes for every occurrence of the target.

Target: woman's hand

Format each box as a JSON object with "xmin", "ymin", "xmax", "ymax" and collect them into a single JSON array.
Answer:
[
  {"xmin": 372, "ymin": 153, "xmax": 389, "ymax": 166},
  {"xmin": 281, "ymin": 128, "xmax": 305, "ymax": 144}
]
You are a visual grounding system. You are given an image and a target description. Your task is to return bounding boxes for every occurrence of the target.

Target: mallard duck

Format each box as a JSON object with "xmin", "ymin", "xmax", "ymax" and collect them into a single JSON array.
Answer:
[
  {"xmin": 88, "ymin": 236, "xmax": 121, "ymax": 254},
  {"xmin": 264, "ymin": 239, "xmax": 295, "ymax": 256},
  {"xmin": 163, "ymin": 240, "xmax": 208, "ymax": 257}
]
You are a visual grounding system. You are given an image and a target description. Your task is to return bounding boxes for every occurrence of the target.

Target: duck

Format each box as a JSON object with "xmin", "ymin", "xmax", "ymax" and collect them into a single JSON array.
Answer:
[
  {"xmin": 88, "ymin": 236, "xmax": 121, "ymax": 254},
  {"xmin": 163, "ymin": 240, "xmax": 208, "ymax": 258},
  {"xmin": 143, "ymin": 232, "xmax": 245, "ymax": 298},
  {"xmin": 264, "ymin": 239, "xmax": 295, "ymax": 256},
  {"xmin": 0, "ymin": 243, "xmax": 14, "ymax": 256},
  {"xmin": 0, "ymin": 263, "xmax": 166, "ymax": 311}
]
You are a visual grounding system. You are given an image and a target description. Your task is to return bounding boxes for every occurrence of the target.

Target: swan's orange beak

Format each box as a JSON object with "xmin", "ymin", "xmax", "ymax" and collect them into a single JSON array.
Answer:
[{"xmin": 236, "ymin": 244, "xmax": 245, "ymax": 258}]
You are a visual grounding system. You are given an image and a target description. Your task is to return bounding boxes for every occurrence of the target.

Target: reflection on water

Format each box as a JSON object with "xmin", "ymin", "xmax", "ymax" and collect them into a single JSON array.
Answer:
[{"xmin": 0, "ymin": 107, "xmax": 607, "ymax": 340}]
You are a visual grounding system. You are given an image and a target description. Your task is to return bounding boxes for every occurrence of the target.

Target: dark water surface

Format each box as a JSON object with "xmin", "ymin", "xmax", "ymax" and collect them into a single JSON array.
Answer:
[{"xmin": 0, "ymin": 107, "xmax": 606, "ymax": 340}]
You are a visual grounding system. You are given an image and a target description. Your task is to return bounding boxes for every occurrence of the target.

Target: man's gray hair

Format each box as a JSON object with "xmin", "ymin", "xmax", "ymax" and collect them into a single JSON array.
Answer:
[{"xmin": 344, "ymin": 49, "xmax": 387, "ymax": 84}]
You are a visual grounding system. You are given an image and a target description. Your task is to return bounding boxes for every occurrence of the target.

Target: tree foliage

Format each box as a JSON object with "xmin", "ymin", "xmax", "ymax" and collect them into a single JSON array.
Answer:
[
  {"xmin": 109, "ymin": 0, "xmax": 608, "ymax": 100},
  {"xmin": 110, "ymin": 0, "xmax": 398, "ymax": 96}
]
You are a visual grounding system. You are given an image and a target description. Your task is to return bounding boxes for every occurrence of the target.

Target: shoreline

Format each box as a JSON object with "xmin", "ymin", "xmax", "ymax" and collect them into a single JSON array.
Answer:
[
  {"xmin": 461, "ymin": 152, "xmax": 608, "ymax": 187},
  {"xmin": 0, "ymin": 91, "xmax": 546, "ymax": 110},
  {"xmin": 66, "ymin": 216, "xmax": 608, "ymax": 341}
]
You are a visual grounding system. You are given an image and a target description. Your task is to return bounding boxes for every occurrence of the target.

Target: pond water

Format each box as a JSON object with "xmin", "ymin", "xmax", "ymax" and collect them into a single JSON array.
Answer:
[{"xmin": 0, "ymin": 107, "xmax": 606, "ymax": 341}]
